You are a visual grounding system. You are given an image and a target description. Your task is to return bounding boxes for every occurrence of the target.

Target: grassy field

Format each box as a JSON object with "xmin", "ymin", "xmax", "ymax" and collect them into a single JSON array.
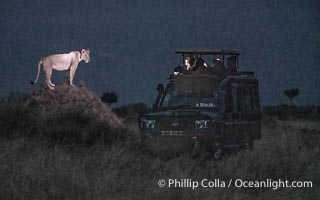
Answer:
[{"xmin": 0, "ymin": 89, "xmax": 319, "ymax": 200}]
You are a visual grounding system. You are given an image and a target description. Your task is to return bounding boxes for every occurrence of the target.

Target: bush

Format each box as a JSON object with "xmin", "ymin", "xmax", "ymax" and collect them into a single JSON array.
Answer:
[{"xmin": 113, "ymin": 103, "xmax": 151, "ymax": 118}]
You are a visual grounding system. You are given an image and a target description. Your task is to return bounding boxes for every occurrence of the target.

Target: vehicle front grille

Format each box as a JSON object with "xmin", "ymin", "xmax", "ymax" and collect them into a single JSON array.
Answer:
[{"xmin": 157, "ymin": 117, "xmax": 194, "ymax": 130}]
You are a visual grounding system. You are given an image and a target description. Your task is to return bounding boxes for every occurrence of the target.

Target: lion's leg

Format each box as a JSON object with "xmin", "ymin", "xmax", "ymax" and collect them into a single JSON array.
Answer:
[
  {"xmin": 45, "ymin": 69, "xmax": 55, "ymax": 90},
  {"xmin": 49, "ymin": 79, "xmax": 55, "ymax": 87},
  {"xmin": 69, "ymin": 66, "xmax": 77, "ymax": 87},
  {"xmin": 66, "ymin": 71, "xmax": 70, "ymax": 84}
]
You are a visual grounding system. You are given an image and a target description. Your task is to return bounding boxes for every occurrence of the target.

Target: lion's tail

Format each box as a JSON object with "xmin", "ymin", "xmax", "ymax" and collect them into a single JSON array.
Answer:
[{"xmin": 30, "ymin": 59, "xmax": 42, "ymax": 85}]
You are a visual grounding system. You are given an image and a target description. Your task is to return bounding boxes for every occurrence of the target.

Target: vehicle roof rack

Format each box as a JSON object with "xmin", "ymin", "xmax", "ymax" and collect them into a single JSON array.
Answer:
[{"xmin": 175, "ymin": 49, "xmax": 240, "ymax": 56}]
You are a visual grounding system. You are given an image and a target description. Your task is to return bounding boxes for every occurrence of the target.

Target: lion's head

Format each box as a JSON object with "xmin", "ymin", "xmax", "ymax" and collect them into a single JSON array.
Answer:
[{"xmin": 81, "ymin": 49, "xmax": 90, "ymax": 63}]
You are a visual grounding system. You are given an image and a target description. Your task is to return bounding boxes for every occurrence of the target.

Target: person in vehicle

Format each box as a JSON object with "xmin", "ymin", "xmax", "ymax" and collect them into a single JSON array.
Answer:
[
  {"xmin": 172, "ymin": 54, "xmax": 194, "ymax": 75},
  {"xmin": 184, "ymin": 54, "xmax": 193, "ymax": 70},
  {"xmin": 227, "ymin": 56, "xmax": 237, "ymax": 73},
  {"xmin": 190, "ymin": 57, "xmax": 208, "ymax": 74},
  {"xmin": 174, "ymin": 65, "xmax": 184, "ymax": 75},
  {"xmin": 220, "ymin": 56, "xmax": 240, "ymax": 79},
  {"xmin": 212, "ymin": 58, "xmax": 227, "ymax": 77}
]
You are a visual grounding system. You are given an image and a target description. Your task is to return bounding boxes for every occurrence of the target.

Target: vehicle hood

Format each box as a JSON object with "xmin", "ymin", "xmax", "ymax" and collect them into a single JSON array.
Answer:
[{"xmin": 143, "ymin": 109, "xmax": 221, "ymax": 119}]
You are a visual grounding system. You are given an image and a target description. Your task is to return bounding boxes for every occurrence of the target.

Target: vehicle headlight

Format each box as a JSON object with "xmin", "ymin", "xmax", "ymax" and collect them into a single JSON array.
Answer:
[
  {"xmin": 140, "ymin": 118, "xmax": 156, "ymax": 129},
  {"xmin": 194, "ymin": 120, "xmax": 210, "ymax": 129}
]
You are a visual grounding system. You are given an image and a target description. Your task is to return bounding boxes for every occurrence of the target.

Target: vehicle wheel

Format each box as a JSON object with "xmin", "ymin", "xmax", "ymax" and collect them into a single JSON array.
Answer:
[
  {"xmin": 244, "ymin": 139, "xmax": 254, "ymax": 151},
  {"xmin": 191, "ymin": 139, "xmax": 200, "ymax": 158},
  {"xmin": 213, "ymin": 142, "xmax": 222, "ymax": 160}
]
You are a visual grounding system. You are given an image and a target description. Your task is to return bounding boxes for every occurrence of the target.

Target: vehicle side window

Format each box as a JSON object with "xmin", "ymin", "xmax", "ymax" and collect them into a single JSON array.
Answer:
[
  {"xmin": 225, "ymin": 82, "xmax": 239, "ymax": 113},
  {"xmin": 224, "ymin": 82, "xmax": 259, "ymax": 113},
  {"xmin": 225, "ymin": 84, "xmax": 233, "ymax": 112},
  {"xmin": 237, "ymin": 84, "xmax": 259, "ymax": 112},
  {"xmin": 251, "ymin": 85, "xmax": 259, "ymax": 111}
]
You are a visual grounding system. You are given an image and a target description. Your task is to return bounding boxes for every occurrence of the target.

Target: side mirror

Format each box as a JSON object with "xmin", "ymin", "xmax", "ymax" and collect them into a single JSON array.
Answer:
[
  {"xmin": 153, "ymin": 84, "xmax": 164, "ymax": 110},
  {"xmin": 157, "ymin": 84, "xmax": 164, "ymax": 93}
]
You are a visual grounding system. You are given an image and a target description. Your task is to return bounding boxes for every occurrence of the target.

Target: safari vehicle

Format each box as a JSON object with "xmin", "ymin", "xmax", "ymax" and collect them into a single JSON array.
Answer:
[{"xmin": 139, "ymin": 49, "xmax": 261, "ymax": 159}]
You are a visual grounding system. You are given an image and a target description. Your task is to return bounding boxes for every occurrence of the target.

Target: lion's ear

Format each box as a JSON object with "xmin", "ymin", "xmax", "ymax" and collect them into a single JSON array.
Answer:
[{"xmin": 82, "ymin": 49, "xmax": 90, "ymax": 53}]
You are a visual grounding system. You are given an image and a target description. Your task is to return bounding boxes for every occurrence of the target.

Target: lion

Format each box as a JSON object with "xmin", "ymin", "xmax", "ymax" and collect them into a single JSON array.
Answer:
[{"xmin": 30, "ymin": 49, "xmax": 90, "ymax": 89}]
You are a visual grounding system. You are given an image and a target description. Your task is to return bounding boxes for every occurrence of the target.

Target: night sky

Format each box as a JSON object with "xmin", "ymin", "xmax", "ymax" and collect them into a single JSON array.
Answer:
[{"xmin": 0, "ymin": 0, "xmax": 319, "ymax": 106}]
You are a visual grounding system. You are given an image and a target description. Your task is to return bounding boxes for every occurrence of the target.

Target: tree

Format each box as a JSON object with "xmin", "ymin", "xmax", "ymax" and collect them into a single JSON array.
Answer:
[
  {"xmin": 283, "ymin": 88, "xmax": 299, "ymax": 105},
  {"xmin": 101, "ymin": 92, "xmax": 118, "ymax": 105}
]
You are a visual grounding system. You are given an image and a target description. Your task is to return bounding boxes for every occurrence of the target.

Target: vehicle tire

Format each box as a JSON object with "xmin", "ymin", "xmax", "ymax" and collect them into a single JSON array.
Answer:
[
  {"xmin": 191, "ymin": 139, "xmax": 200, "ymax": 158},
  {"xmin": 244, "ymin": 139, "xmax": 254, "ymax": 151},
  {"xmin": 213, "ymin": 142, "xmax": 222, "ymax": 160}
]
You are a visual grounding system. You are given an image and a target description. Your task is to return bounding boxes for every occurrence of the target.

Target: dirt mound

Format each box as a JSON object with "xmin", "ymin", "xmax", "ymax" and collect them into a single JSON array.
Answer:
[{"xmin": 27, "ymin": 84, "xmax": 123, "ymax": 129}]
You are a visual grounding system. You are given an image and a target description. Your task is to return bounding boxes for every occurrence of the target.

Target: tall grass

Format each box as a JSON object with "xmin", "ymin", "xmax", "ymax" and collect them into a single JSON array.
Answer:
[
  {"xmin": 0, "ymin": 117, "xmax": 319, "ymax": 199},
  {"xmin": 0, "ymin": 87, "xmax": 319, "ymax": 199},
  {"xmin": 262, "ymin": 105, "xmax": 320, "ymax": 120}
]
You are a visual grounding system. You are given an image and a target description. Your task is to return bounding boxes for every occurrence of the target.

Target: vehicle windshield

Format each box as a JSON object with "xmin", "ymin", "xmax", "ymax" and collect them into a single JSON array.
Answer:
[
  {"xmin": 159, "ymin": 75, "xmax": 219, "ymax": 110},
  {"xmin": 160, "ymin": 94, "xmax": 217, "ymax": 109}
]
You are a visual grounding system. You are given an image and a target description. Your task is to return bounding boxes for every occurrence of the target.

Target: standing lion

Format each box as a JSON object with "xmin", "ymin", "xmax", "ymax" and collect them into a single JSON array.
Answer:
[{"xmin": 30, "ymin": 49, "xmax": 90, "ymax": 89}]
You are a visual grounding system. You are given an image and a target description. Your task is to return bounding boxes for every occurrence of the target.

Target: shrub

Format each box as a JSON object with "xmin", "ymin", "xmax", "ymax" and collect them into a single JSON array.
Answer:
[{"xmin": 113, "ymin": 103, "xmax": 151, "ymax": 118}]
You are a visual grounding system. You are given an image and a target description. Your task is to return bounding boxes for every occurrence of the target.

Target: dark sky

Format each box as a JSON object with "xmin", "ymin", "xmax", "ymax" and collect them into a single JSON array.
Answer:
[{"xmin": 0, "ymin": 0, "xmax": 319, "ymax": 106}]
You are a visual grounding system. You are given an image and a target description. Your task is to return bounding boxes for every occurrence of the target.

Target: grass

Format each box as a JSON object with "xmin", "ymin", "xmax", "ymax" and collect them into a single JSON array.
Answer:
[
  {"xmin": 0, "ymin": 87, "xmax": 319, "ymax": 199},
  {"xmin": 0, "ymin": 117, "xmax": 319, "ymax": 199}
]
